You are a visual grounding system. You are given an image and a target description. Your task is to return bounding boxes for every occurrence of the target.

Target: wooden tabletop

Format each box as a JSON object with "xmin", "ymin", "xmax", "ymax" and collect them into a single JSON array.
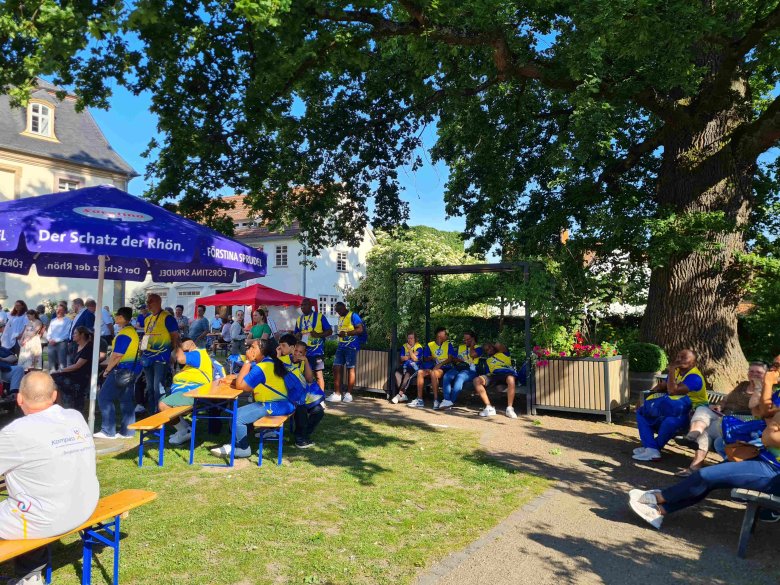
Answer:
[{"xmin": 183, "ymin": 386, "xmax": 243, "ymax": 400}]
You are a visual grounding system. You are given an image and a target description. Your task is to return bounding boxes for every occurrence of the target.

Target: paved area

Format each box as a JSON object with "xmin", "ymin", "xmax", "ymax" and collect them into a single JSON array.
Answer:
[{"xmin": 329, "ymin": 395, "xmax": 780, "ymax": 585}]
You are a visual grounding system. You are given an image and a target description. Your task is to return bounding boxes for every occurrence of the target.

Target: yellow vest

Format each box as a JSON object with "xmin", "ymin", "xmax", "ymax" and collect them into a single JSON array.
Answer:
[
  {"xmin": 253, "ymin": 359, "xmax": 289, "ymax": 403},
  {"xmin": 171, "ymin": 349, "xmax": 214, "ymax": 394},
  {"xmin": 112, "ymin": 326, "xmax": 140, "ymax": 369},
  {"xmin": 427, "ymin": 341, "xmax": 452, "ymax": 364},
  {"xmin": 143, "ymin": 309, "xmax": 174, "ymax": 359},
  {"xmin": 670, "ymin": 366, "xmax": 707, "ymax": 408},
  {"xmin": 457, "ymin": 344, "xmax": 479, "ymax": 366}
]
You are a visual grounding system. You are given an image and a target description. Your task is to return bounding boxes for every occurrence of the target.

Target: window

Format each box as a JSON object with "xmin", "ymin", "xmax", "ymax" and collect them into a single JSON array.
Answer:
[
  {"xmin": 275, "ymin": 245, "xmax": 288, "ymax": 267},
  {"xmin": 318, "ymin": 295, "xmax": 341, "ymax": 316},
  {"xmin": 28, "ymin": 103, "xmax": 52, "ymax": 137},
  {"xmin": 58, "ymin": 178, "xmax": 80, "ymax": 192},
  {"xmin": 337, "ymin": 251, "xmax": 348, "ymax": 272}
]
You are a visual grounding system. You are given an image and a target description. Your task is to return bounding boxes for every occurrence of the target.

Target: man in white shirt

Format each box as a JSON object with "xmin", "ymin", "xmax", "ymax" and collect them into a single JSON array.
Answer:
[
  {"xmin": 46, "ymin": 304, "xmax": 72, "ymax": 372},
  {"xmin": 0, "ymin": 371, "xmax": 100, "ymax": 584},
  {"xmin": 229, "ymin": 310, "xmax": 246, "ymax": 354},
  {"xmin": 1, "ymin": 301, "xmax": 27, "ymax": 352},
  {"xmin": 100, "ymin": 305, "xmax": 115, "ymax": 345}
]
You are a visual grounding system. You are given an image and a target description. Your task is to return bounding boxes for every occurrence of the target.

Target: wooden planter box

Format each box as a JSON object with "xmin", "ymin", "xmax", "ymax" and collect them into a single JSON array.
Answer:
[
  {"xmin": 354, "ymin": 348, "xmax": 390, "ymax": 394},
  {"xmin": 531, "ymin": 356, "xmax": 630, "ymax": 422}
]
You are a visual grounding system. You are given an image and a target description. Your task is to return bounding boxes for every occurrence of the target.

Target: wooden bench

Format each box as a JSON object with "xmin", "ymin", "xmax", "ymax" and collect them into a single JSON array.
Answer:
[
  {"xmin": 253, "ymin": 414, "xmax": 293, "ymax": 467},
  {"xmin": 128, "ymin": 406, "xmax": 192, "ymax": 467},
  {"xmin": 0, "ymin": 489, "xmax": 157, "ymax": 585},
  {"xmin": 731, "ymin": 488, "xmax": 780, "ymax": 558}
]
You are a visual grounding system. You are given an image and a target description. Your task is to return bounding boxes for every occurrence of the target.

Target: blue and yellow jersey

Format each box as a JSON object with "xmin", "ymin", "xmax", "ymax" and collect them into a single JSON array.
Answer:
[
  {"xmin": 337, "ymin": 311, "xmax": 363, "ymax": 349},
  {"xmin": 457, "ymin": 344, "xmax": 484, "ymax": 368},
  {"xmin": 400, "ymin": 342, "xmax": 423, "ymax": 367},
  {"xmin": 486, "ymin": 352, "xmax": 516, "ymax": 375},
  {"xmin": 280, "ymin": 354, "xmax": 306, "ymax": 383},
  {"xmin": 112, "ymin": 326, "xmax": 141, "ymax": 373},
  {"xmin": 670, "ymin": 367, "xmax": 707, "ymax": 408},
  {"xmin": 243, "ymin": 357, "xmax": 290, "ymax": 403},
  {"xmin": 295, "ymin": 311, "xmax": 331, "ymax": 357},
  {"xmin": 170, "ymin": 349, "xmax": 224, "ymax": 395},
  {"xmin": 423, "ymin": 341, "xmax": 456, "ymax": 369},
  {"xmin": 142, "ymin": 310, "xmax": 178, "ymax": 362}
]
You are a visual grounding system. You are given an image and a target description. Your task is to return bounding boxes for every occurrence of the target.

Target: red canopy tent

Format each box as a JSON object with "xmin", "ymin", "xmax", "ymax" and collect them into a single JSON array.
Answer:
[{"xmin": 194, "ymin": 283, "xmax": 315, "ymax": 316}]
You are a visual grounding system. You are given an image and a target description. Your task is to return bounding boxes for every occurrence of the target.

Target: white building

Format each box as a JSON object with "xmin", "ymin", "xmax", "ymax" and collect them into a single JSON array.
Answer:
[
  {"xmin": 130, "ymin": 194, "xmax": 376, "ymax": 325},
  {"xmin": 0, "ymin": 79, "xmax": 137, "ymax": 309}
]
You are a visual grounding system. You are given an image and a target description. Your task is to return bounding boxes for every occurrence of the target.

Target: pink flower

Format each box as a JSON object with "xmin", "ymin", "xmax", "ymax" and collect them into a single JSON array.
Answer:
[
  {"xmin": 559, "ymin": 351, "xmax": 566, "ymax": 356},
  {"xmin": 537, "ymin": 359, "xmax": 549, "ymax": 367},
  {"xmin": 594, "ymin": 353, "xmax": 601, "ymax": 358}
]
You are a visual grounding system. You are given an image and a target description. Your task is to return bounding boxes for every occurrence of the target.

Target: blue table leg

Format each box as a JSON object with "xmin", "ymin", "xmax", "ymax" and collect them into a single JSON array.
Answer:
[
  {"xmin": 158, "ymin": 426, "xmax": 165, "ymax": 467},
  {"xmin": 258, "ymin": 431, "xmax": 264, "ymax": 467},
  {"xmin": 189, "ymin": 400, "xmax": 198, "ymax": 465},
  {"xmin": 138, "ymin": 431, "xmax": 145, "ymax": 468},
  {"xmin": 277, "ymin": 424, "xmax": 284, "ymax": 466},
  {"xmin": 229, "ymin": 397, "xmax": 237, "ymax": 467}
]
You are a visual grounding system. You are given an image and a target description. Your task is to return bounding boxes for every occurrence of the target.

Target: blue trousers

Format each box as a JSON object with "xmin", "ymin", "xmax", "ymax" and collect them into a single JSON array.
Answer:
[
  {"xmin": 661, "ymin": 459, "xmax": 780, "ymax": 514},
  {"xmin": 98, "ymin": 371, "xmax": 136, "ymax": 437},
  {"xmin": 636, "ymin": 409, "xmax": 689, "ymax": 450},
  {"xmin": 236, "ymin": 400, "xmax": 295, "ymax": 450},
  {"xmin": 442, "ymin": 369, "xmax": 477, "ymax": 402},
  {"xmin": 143, "ymin": 360, "xmax": 169, "ymax": 414}
]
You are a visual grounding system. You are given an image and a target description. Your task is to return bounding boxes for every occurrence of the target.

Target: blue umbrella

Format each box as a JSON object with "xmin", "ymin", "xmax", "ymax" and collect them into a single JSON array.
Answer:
[{"xmin": 0, "ymin": 184, "xmax": 267, "ymax": 431}]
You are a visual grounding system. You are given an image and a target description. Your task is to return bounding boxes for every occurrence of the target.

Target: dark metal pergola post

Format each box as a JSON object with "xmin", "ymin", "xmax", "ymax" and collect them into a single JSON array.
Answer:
[
  {"xmin": 389, "ymin": 273, "xmax": 399, "ymax": 396},
  {"xmin": 424, "ymin": 274, "xmax": 431, "ymax": 343}
]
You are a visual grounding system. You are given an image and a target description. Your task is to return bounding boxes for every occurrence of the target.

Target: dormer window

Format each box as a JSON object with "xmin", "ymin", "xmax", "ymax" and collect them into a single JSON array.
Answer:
[{"xmin": 28, "ymin": 102, "xmax": 52, "ymax": 137}]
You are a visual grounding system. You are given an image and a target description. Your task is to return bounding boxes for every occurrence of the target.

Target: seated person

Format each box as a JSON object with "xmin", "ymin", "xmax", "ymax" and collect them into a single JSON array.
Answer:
[
  {"xmin": 440, "ymin": 330, "xmax": 483, "ymax": 409},
  {"xmin": 211, "ymin": 338, "xmax": 294, "ymax": 458},
  {"xmin": 391, "ymin": 332, "xmax": 422, "ymax": 404},
  {"xmin": 678, "ymin": 361, "xmax": 767, "ymax": 475},
  {"xmin": 278, "ymin": 334, "xmax": 326, "ymax": 448},
  {"xmin": 408, "ymin": 327, "xmax": 455, "ymax": 410},
  {"xmin": 633, "ymin": 349, "xmax": 707, "ymax": 462},
  {"xmin": 51, "ymin": 327, "xmax": 106, "ymax": 413},
  {"xmin": 159, "ymin": 338, "xmax": 226, "ymax": 445},
  {"xmin": 472, "ymin": 342, "xmax": 518, "ymax": 419},
  {"xmin": 0, "ymin": 371, "xmax": 100, "ymax": 585},
  {"xmin": 628, "ymin": 362, "xmax": 780, "ymax": 529},
  {"xmin": 0, "ymin": 348, "xmax": 24, "ymax": 400}
]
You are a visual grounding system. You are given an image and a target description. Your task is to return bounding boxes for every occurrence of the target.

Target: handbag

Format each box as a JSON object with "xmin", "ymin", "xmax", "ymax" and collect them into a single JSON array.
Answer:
[{"xmin": 114, "ymin": 344, "xmax": 140, "ymax": 390}]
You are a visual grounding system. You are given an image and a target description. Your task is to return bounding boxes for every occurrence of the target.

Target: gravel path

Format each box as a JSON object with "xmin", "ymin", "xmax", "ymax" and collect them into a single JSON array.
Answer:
[{"xmin": 329, "ymin": 395, "xmax": 780, "ymax": 585}]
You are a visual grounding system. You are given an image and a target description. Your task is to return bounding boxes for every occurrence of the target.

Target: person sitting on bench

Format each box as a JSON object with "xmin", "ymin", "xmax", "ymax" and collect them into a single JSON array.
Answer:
[
  {"xmin": 677, "ymin": 361, "xmax": 767, "ymax": 476},
  {"xmin": 0, "ymin": 348, "xmax": 24, "ymax": 400},
  {"xmin": 440, "ymin": 330, "xmax": 483, "ymax": 409},
  {"xmin": 211, "ymin": 338, "xmax": 294, "ymax": 459},
  {"xmin": 633, "ymin": 349, "xmax": 707, "ymax": 462},
  {"xmin": 390, "ymin": 332, "xmax": 422, "ymax": 404},
  {"xmin": 628, "ymin": 362, "xmax": 780, "ymax": 530},
  {"xmin": 472, "ymin": 342, "xmax": 518, "ymax": 419},
  {"xmin": 408, "ymin": 327, "xmax": 455, "ymax": 410},
  {"xmin": 160, "ymin": 338, "xmax": 226, "ymax": 446},
  {"xmin": 0, "ymin": 371, "xmax": 100, "ymax": 585},
  {"xmin": 278, "ymin": 335, "xmax": 326, "ymax": 448}
]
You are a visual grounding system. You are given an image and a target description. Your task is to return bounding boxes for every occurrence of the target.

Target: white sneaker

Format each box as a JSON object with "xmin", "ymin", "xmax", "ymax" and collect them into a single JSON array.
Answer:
[
  {"xmin": 629, "ymin": 489, "xmax": 661, "ymax": 505},
  {"xmin": 397, "ymin": 393, "xmax": 409, "ymax": 403},
  {"xmin": 391, "ymin": 394, "xmax": 401, "ymax": 404},
  {"xmin": 93, "ymin": 431, "xmax": 118, "ymax": 440},
  {"xmin": 629, "ymin": 499, "xmax": 664, "ymax": 529},
  {"xmin": 433, "ymin": 400, "xmax": 441, "ymax": 410},
  {"xmin": 210, "ymin": 444, "xmax": 251, "ymax": 458},
  {"xmin": 325, "ymin": 393, "xmax": 342, "ymax": 403},
  {"xmin": 407, "ymin": 398, "xmax": 425, "ymax": 408},
  {"xmin": 633, "ymin": 446, "xmax": 648, "ymax": 455},
  {"xmin": 169, "ymin": 429, "xmax": 192, "ymax": 445},
  {"xmin": 118, "ymin": 433, "xmax": 135, "ymax": 440},
  {"xmin": 479, "ymin": 406, "xmax": 497, "ymax": 417},
  {"xmin": 439, "ymin": 399, "xmax": 454, "ymax": 409},
  {"xmin": 505, "ymin": 406, "xmax": 518, "ymax": 419},
  {"xmin": 342, "ymin": 392, "xmax": 354, "ymax": 403},
  {"xmin": 8, "ymin": 574, "xmax": 44, "ymax": 585},
  {"xmin": 632, "ymin": 448, "xmax": 661, "ymax": 461}
]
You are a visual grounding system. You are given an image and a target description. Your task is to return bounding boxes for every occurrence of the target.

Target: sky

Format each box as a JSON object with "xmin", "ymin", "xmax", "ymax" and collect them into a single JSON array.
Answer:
[{"xmin": 89, "ymin": 84, "xmax": 467, "ymax": 235}]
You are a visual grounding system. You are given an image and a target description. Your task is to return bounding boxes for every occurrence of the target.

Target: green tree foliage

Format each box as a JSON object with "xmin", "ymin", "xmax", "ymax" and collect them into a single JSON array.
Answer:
[{"xmin": 3, "ymin": 1, "xmax": 780, "ymax": 383}]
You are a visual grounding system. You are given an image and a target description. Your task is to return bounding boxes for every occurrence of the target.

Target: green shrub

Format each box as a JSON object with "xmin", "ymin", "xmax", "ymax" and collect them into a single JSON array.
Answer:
[{"xmin": 623, "ymin": 342, "xmax": 668, "ymax": 372}]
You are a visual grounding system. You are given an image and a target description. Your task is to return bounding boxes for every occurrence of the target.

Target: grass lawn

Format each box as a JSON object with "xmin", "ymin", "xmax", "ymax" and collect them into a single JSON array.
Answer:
[{"xmin": 27, "ymin": 414, "xmax": 548, "ymax": 585}]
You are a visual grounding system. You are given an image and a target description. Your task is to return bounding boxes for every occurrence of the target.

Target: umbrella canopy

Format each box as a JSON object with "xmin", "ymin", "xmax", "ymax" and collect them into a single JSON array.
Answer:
[
  {"xmin": 0, "ymin": 185, "xmax": 266, "ymax": 282},
  {"xmin": 196, "ymin": 283, "xmax": 316, "ymax": 313},
  {"xmin": 0, "ymin": 185, "xmax": 267, "ymax": 432}
]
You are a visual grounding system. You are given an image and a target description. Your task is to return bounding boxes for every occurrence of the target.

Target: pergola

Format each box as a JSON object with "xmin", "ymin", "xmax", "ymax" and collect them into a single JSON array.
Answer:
[{"xmin": 389, "ymin": 262, "xmax": 532, "ymax": 394}]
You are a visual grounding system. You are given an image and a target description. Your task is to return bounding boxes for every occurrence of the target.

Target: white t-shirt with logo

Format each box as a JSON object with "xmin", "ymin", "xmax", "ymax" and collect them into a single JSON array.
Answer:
[{"xmin": 0, "ymin": 405, "xmax": 100, "ymax": 539}]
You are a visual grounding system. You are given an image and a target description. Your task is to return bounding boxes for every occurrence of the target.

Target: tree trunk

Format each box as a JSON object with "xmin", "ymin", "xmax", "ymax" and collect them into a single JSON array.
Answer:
[{"xmin": 640, "ymin": 106, "xmax": 754, "ymax": 391}]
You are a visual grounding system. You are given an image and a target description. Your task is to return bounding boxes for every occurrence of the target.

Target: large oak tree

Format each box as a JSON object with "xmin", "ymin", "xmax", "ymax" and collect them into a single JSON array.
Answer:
[{"xmin": 3, "ymin": 0, "xmax": 780, "ymax": 387}]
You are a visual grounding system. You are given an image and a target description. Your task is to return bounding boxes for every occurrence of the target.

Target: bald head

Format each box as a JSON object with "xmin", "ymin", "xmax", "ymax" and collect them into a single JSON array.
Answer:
[{"xmin": 19, "ymin": 371, "xmax": 57, "ymax": 405}]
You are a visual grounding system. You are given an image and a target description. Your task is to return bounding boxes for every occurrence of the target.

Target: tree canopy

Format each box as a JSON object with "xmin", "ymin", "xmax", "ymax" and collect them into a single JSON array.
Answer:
[{"xmin": 3, "ymin": 0, "xmax": 780, "ymax": 386}]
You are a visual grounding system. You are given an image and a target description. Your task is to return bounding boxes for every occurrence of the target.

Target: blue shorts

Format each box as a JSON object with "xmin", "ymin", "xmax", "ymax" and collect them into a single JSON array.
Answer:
[
  {"xmin": 307, "ymin": 355, "xmax": 325, "ymax": 371},
  {"xmin": 334, "ymin": 346, "xmax": 358, "ymax": 369}
]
